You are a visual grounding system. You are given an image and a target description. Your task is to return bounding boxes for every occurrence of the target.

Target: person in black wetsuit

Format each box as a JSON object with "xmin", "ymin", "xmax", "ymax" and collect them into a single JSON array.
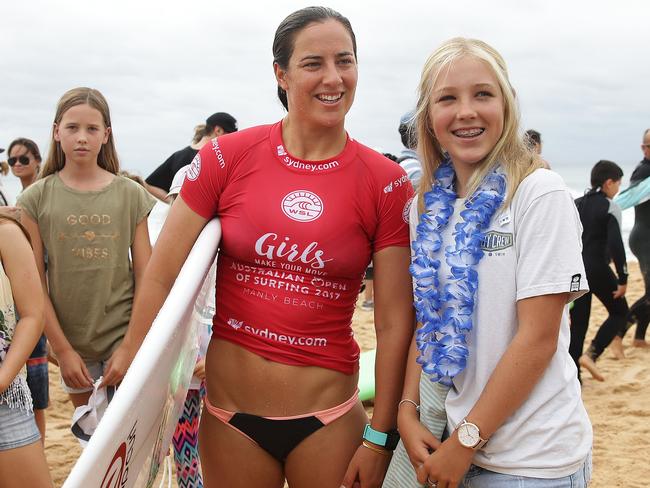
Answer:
[
  {"xmin": 626, "ymin": 128, "xmax": 650, "ymax": 348},
  {"xmin": 145, "ymin": 112, "xmax": 238, "ymax": 201},
  {"xmin": 570, "ymin": 160, "xmax": 628, "ymax": 381}
]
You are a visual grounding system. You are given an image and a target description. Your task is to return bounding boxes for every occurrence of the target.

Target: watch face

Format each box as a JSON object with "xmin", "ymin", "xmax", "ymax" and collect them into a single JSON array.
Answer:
[{"xmin": 458, "ymin": 422, "xmax": 479, "ymax": 448}]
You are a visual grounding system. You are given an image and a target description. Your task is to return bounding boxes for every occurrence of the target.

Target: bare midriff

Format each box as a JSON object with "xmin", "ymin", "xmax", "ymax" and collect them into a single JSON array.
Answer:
[{"xmin": 204, "ymin": 338, "xmax": 359, "ymax": 416}]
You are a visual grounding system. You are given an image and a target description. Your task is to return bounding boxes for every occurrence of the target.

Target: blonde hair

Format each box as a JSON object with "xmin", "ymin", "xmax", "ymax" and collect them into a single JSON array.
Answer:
[
  {"xmin": 41, "ymin": 87, "xmax": 120, "ymax": 178},
  {"xmin": 0, "ymin": 161, "xmax": 7, "ymax": 176},
  {"xmin": 414, "ymin": 38, "xmax": 543, "ymax": 211},
  {"xmin": 192, "ymin": 124, "xmax": 209, "ymax": 144}
]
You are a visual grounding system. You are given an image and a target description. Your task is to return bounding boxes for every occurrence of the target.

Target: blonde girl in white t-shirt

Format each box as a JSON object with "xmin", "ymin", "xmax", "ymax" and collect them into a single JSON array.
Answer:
[{"xmin": 392, "ymin": 38, "xmax": 592, "ymax": 488}]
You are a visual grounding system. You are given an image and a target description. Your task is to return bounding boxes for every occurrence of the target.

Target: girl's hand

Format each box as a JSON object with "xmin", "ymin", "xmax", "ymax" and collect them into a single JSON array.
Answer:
[
  {"xmin": 57, "ymin": 348, "xmax": 93, "ymax": 390},
  {"xmin": 193, "ymin": 359, "xmax": 206, "ymax": 381},
  {"xmin": 415, "ymin": 432, "xmax": 474, "ymax": 488},
  {"xmin": 341, "ymin": 444, "xmax": 392, "ymax": 488},
  {"xmin": 0, "ymin": 206, "xmax": 21, "ymax": 220},
  {"xmin": 100, "ymin": 343, "xmax": 136, "ymax": 387},
  {"xmin": 398, "ymin": 405, "xmax": 441, "ymax": 469}
]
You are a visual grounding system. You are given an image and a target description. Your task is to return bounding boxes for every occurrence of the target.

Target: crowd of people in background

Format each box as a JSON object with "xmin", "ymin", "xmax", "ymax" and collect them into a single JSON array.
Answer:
[{"xmin": 0, "ymin": 5, "xmax": 648, "ymax": 487}]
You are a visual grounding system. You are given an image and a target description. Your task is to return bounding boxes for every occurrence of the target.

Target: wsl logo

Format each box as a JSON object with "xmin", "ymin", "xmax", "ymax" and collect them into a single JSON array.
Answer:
[
  {"xmin": 481, "ymin": 231, "xmax": 513, "ymax": 252},
  {"xmin": 281, "ymin": 190, "xmax": 324, "ymax": 222},
  {"xmin": 100, "ymin": 421, "xmax": 137, "ymax": 488}
]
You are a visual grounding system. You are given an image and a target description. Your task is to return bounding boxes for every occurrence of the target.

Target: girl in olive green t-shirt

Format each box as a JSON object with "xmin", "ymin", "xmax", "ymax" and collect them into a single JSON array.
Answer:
[{"xmin": 18, "ymin": 88, "xmax": 155, "ymax": 409}]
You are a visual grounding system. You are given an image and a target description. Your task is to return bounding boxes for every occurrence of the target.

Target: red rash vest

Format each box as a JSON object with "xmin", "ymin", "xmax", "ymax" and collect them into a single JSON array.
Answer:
[{"xmin": 180, "ymin": 121, "xmax": 413, "ymax": 374}]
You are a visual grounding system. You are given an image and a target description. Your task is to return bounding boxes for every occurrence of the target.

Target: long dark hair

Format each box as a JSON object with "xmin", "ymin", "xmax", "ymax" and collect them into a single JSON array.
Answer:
[
  {"xmin": 589, "ymin": 159, "xmax": 623, "ymax": 190},
  {"xmin": 272, "ymin": 6, "xmax": 357, "ymax": 110},
  {"xmin": 8, "ymin": 138, "xmax": 42, "ymax": 163}
]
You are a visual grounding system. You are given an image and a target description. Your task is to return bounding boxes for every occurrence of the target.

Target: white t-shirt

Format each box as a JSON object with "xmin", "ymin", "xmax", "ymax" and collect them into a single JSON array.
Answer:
[{"xmin": 410, "ymin": 168, "xmax": 592, "ymax": 478}]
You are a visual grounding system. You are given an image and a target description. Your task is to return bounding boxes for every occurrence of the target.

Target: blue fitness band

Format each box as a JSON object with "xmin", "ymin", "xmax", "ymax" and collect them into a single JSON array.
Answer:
[{"xmin": 363, "ymin": 424, "xmax": 400, "ymax": 450}]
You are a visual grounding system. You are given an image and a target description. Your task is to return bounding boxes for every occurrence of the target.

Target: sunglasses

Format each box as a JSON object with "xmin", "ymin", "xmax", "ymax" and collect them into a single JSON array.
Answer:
[{"xmin": 7, "ymin": 155, "xmax": 30, "ymax": 166}]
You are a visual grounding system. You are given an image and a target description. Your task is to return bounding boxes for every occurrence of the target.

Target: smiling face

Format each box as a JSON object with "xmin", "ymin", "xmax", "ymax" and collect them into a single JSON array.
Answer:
[
  {"xmin": 275, "ymin": 19, "xmax": 358, "ymax": 131},
  {"xmin": 429, "ymin": 55, "xmax": 505, "ymax": 179},
  {"xmin": 54, "ymin": 103, "xmax": 110, "ymax": 166},
  {"xmin": 8, "ymin": 144, "xmax": 39, "ymax": 181}
]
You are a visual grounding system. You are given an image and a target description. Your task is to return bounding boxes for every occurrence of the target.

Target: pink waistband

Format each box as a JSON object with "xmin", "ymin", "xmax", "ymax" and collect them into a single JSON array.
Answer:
[{"xmin": 204, "ymin": 389, "xmax": 359, "ymax": 425}]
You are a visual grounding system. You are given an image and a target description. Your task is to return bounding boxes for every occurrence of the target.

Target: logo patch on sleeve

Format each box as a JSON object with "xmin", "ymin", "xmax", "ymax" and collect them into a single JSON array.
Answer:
[
  {"xmin": 570, "ymin": 274, "xmax": 581, "ymax": 292},
  {"xmin": 186, "ymin": 153, "xmax": 201, "ymax": 181},
  {"xmin": 402, "ymin": 196, "xmax": 415, "ymax": 223}
]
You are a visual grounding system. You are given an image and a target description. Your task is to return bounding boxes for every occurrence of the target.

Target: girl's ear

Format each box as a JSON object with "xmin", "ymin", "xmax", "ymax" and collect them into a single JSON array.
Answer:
[
  {"xmin": 53, "ymin": 123, "xmax": 61, "ymax": 142},
  {"xmin": 274, "ymin": 62, "xmax": 288, "ymax": 91},
  {"xmin": 103, "ymin": 126, "xmax": 111, "ymax": 144}
]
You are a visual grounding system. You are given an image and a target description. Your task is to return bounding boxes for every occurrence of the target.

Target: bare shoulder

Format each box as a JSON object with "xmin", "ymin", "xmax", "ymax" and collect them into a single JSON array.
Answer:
[
  {"xmin": 0, "ymin": 219, "xmax": 29, "ymax": 249},
  {"xmin": 0, "ymin": 218, "xmax": 20, "ymax": 233}
]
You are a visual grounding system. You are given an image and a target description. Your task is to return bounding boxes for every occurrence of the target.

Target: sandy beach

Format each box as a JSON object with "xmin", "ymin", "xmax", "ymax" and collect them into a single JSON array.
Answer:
[{"xmin": 44, "ymin": 262, "xmax": 650, "ymax": 487}]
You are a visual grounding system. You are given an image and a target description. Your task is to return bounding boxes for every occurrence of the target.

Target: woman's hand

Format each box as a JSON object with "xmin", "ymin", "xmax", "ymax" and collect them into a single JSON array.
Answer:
[
  {"xmin": 416, "ymin": 432, "xmax": 474, "ymax": 488},
  {"xmin": 57, "ymin": 348, "xmax": 93, "ymax": 390},
  {"xmin": 341, "ymin": 444, "xmax": 392, "ymax": 488},
  {"xmin": 398, "ymin": 404, "xmax": 441, "ymax": 469},
  {"xmin": 193, "ymin": 359, "xmax": 206, "ymax": 381},
  {"xmin": 0, "ymin": 206, "xmax": 21, "ymax": 220}
]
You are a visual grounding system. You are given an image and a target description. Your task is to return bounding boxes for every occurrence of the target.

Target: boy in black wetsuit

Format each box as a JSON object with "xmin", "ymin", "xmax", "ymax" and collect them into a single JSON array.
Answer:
[{"xmin": 570, "ymin": 160, "xmax": 628, "ymax": 382}]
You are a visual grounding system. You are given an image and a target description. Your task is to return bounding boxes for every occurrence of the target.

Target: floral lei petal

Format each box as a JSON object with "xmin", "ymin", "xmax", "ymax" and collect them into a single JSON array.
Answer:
[{"xmin": 411, "ymin": 158, "xmax": 506, "ymax": 384}]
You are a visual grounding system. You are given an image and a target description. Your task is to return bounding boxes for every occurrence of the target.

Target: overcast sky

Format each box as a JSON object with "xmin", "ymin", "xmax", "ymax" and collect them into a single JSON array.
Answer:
[{"xmin": 2, "ymin": 0, "xmax": 648, "ymax": 179}]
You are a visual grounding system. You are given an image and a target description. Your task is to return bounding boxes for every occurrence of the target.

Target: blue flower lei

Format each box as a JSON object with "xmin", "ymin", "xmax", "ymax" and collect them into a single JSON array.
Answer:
[{"xmin": 410, "ymin": 158, "xmax": 506, "ymax": 386}]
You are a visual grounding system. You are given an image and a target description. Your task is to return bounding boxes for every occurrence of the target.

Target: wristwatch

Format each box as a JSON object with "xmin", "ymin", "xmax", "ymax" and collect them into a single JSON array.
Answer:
[
  {"xmin": 456, "ymin": 419, "xmax": 488, "ymax": 450},
  {"xmin": 363, "ymin": 424, "xmax": 400, "ymax": 451}
]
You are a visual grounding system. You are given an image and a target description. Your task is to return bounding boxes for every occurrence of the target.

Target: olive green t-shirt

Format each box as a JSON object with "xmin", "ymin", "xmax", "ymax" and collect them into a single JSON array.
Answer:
[{"xmin": 18, "ymin": 174, "xmax": 156, "ymax": 361}]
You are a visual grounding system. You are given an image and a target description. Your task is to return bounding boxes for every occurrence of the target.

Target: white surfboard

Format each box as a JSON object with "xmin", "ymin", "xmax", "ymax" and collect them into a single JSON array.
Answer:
[{"xmin": 63, "ymin": 218, "xmax": 220, "ymax": 488}]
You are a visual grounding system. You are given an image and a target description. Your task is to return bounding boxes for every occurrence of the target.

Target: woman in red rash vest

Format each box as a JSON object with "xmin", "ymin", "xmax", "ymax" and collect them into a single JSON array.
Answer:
[{"xmin": 104, "ymin": 7, "xmax": 414, "ymax": 487}]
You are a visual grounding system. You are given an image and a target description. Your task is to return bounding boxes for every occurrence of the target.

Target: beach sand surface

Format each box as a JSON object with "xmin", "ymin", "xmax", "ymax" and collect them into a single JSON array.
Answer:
[{"xmin": 45, "ymin": 263, "xmax": 649, "ymax": 487}]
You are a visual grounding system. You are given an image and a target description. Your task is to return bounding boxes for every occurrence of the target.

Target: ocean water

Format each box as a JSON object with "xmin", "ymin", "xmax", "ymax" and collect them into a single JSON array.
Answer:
[{"xmin": 1, "ymin": 163, "xmax": 638, "ymax": 260}]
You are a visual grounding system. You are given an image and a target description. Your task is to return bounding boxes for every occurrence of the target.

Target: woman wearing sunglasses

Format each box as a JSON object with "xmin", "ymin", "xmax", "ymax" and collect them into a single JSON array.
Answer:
[
  {"xmin": 0, "ymin": 139, "xmax": 42, "ymax": 218},
  {"xmin": 7, "ymin": 139, "xmax": 41, "ymax": 192}
]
